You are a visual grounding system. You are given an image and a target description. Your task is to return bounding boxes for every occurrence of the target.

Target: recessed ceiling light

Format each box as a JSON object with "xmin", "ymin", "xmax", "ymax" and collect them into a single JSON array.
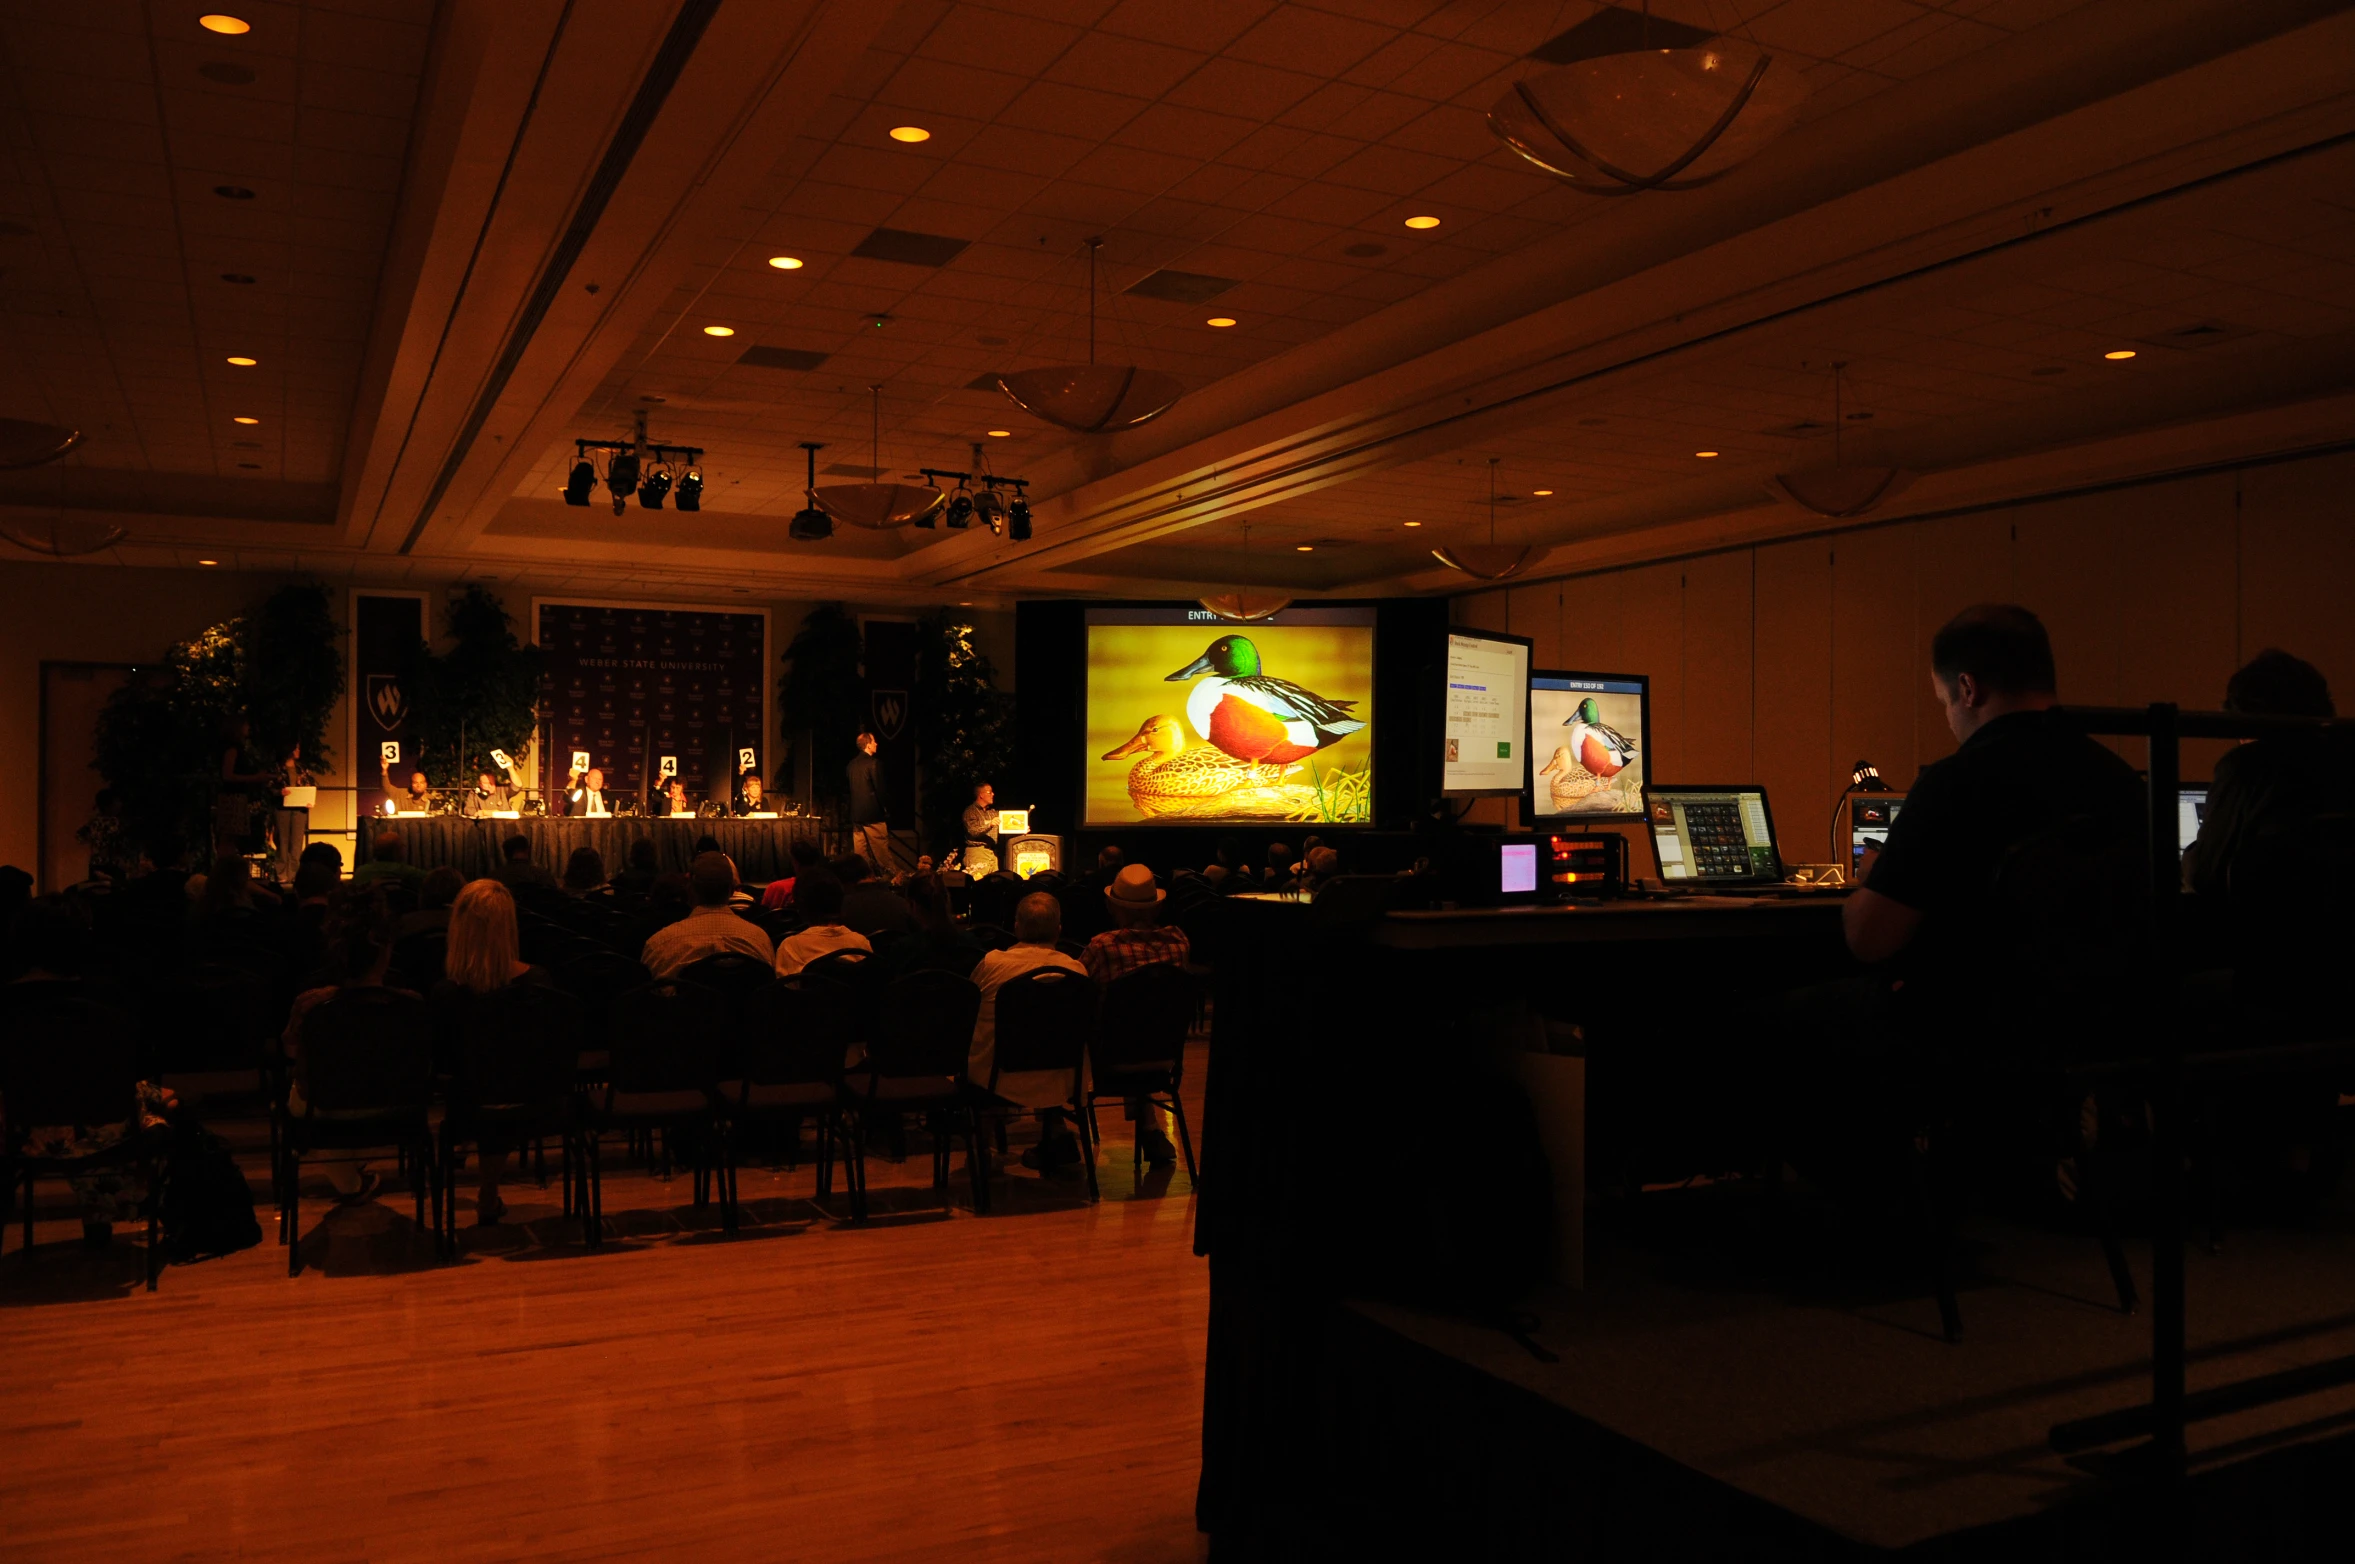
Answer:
[
  {"xmin": 226, "ymin": 355, "xmax": 256, "ymax": 366},
  {"xmin": 1295, "ymin": 544, "xmax": 1314, "ymax": 552},
  {"xmin": 986, "ymin": 429, "xmax": 1011, "ymax": 438},
  {"xmin": 702, "ymin": 325, "xmax": 735, "ymax": 337},
  {"xmin": 198, "ymin": 14, "xmax": 249, "ymax": 34},
  {"xmin": 1206, "ymin": 316, "xmax": 1236, "ymax": 328},
  {"xmin": 1403, "ymin": 521, "xmax": 1422, "ymax": 528},
  {"xmin": 766, "ymin": 255, "xmax": 803, "ymax": 270},
  {"xmin": 1532, "ymin": 488, "xmax": 1553, "ymax": 496},
  {"xmin": 1403, "ymin": 215, "xmax": 1441, "ymax": 230},
  {"xmin": 888, "ymin": 125, "xmax": 931, "ymax": 143},
  {"xmin": 1695, "ymin": 450, "xmax": 1719, "ymax": 458},
  {"xmin": 198, "ymin": 558, "xmax": 219, "ymax": 566},
  {"xmin": 2104, "ymin": 349, "xmax": 2136, "ymax": 360},
  {"xmin": 232, "ymin": 415, "xmax": 258, "ymax": 424}
]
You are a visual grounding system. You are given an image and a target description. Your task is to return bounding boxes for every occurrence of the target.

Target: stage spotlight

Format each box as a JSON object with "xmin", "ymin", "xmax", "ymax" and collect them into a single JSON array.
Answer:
[
  {"xmin": 789, "ymin": 503, "xmax": 832, "ymax": 541},
  {"xmin": 675, "ymin": 468, "xmax": 702, "ymax": 511},
  {"xmin": 638, "ymin": 470, "xmax": 672, "ymax": 509},
  {"xmin": 1008, "ymin": 494, "xmax": 1032, "ymax": 541},
  {"xmin": 973, "ymin": 488, "xmax": 1007, "ymax": 537},
  {"xmin": 562, "ymin": 459, "xmax": 596, "ymax": 506},
  {"xmin": 944, "ymin": 490, "xmax": 974, "ymax": 529}
]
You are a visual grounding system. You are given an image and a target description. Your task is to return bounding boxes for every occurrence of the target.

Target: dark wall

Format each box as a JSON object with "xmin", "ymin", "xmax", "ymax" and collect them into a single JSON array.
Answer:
[{"xmin": 1014, "ymin": 596, "xmax": 1450, "ymax": 875}]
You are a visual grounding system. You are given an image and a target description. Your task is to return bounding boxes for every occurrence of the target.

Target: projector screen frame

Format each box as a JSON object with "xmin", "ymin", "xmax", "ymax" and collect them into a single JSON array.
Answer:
[
  {"xmin": 1440, "ymin": 624, "xmax": 1534, "ymax": 799},
  {"xmin": 1080, "ymin": 599, "xmax": 1382, "ymax": 830}
]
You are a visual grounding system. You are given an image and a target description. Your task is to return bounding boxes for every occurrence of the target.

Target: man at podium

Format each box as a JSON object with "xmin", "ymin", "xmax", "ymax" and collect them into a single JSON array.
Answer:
[{"xmin": 962, "ymin": 782, "xmax": 999, "ymax": 849}]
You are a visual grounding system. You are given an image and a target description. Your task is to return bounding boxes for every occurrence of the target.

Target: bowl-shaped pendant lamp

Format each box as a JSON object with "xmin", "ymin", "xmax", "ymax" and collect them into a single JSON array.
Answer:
[
  {"xmin": 1431, "ymin": 457, "xmax": 1532, "ymax": 581},
  {"xmin": 0, "ymin": 515, "xmax": 126, "ymax": 556},
  {"xmin": 1197, "ymin": 590, "xmax": 1293, "ymax": 623},
  {"xmin": 814, "ymin": 386, "xmax": 943, "ymax": 529},
  {"xmin": 1489, "ymin": 40, "xmax": 1808, "ymax": 194},
  {"xmin": 0, "ymin": 418, "xmax": 83, "ymax": 469},
  {"xmin": 1766, "ymin": 363, "xmax": 1911, "ymax": 519},
  {"xmin": 995, "ymin": 238, "xmax": 1182, "ymax": 433}
]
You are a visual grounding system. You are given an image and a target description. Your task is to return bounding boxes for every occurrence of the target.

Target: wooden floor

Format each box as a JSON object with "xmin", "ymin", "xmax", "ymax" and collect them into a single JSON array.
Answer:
[{"xmin": 0, "ymin": 1058, "xmax": 1210, "ymax": 1564}]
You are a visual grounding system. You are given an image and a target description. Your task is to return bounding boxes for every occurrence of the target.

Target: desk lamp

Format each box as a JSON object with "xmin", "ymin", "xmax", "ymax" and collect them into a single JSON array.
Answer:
[{"xmin": 1828, "ymin": 760, "xmax": 1890, "ymax": 878}]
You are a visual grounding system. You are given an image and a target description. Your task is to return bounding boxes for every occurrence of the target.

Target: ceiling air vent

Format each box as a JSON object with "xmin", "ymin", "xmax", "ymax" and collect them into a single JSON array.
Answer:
[
  {"xmin": 1763, "ymin": 418, "xmax": 1831, "ymax": 439},
  {"xmin": 849, "ymin": 227, "xmax": 971, "ymax": 267},
  {"xmin": 823, "ymin": 463, "xmax": 883, "ymax": 478},
  {"xmin": 1125, "ymin": 269, "xmax": 1238, "ymax": 304},
  {"xmin": 2136, "ymin": 319, "xmax": 2255, "ymax": 351},
  {"xmin": 738, "ymin": 346, "xmax": 830, "ymax": 371}
]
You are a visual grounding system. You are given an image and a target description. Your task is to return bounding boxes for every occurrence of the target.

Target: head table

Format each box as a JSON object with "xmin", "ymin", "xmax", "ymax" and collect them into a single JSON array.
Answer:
[{"xmin": 375, "ymin": 815, "xmax": 829, "ymax": 883}]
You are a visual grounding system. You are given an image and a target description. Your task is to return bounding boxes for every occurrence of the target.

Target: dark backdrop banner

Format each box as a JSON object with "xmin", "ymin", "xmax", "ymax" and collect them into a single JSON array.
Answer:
[
  {"xmin": 537, "ymin": 602, "xmax": 766, "ymax": 803},
  {"xmin": 355, "ymin": 593, "xmax": 423, "ymax": 818}
]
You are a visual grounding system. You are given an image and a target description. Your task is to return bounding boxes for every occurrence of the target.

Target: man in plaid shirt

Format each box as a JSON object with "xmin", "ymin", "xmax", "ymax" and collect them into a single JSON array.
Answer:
[{"xmin": 1083, "ymin": 863, "xmax": 1189, "ymax": 1165}]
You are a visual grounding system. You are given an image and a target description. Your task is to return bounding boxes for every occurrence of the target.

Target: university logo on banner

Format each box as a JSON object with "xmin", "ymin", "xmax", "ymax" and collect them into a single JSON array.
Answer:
[
  {"xmin": 366, "ymin": 674, "xmax": 408, "ymax": 731},
  {"xmin": 871, "ymin": 690, "xmax": 908, "ymax": 742}
]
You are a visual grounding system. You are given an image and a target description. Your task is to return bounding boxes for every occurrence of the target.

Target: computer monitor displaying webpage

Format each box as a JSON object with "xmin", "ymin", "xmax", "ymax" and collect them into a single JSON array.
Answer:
[{"xmin": 1442, "ymin": 628, "xmax": 1531, "ymax": 796}]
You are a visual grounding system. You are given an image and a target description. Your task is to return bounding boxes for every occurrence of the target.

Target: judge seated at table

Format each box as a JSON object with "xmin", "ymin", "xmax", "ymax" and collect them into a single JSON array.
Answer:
[
  {"xmin": 732, "ymin": 774, "xmax": 773, "ymax": 816},
  {"xmin": 380, "ymin": 758, "xmax": 435, "ymax": 815},
  {"xmin": 662, "ymin": 778, "xmax": 695, "ymax": 818},
  {"xmin": 461, "ymin": 761, "xmax": 522, "ymax": 818},
  {"xmin": 557, "ymin": 766, "xmax": 611, "ymax": 817}
]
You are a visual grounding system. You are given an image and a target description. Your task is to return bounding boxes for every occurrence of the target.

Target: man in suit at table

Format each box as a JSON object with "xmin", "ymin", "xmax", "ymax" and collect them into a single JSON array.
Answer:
[{"xmin": 556, "ymin": 766, "xmax": 611, "ymax": 817}]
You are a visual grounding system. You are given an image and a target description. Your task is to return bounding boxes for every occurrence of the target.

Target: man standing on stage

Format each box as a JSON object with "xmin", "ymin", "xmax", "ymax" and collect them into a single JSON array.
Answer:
[
  {"xmin": 963, "ymin": 782, "xmax": 999, "ymax": 849},
  {"xmin": 847, "ymin": 730, "xmax": 889, "ymax": 873}
]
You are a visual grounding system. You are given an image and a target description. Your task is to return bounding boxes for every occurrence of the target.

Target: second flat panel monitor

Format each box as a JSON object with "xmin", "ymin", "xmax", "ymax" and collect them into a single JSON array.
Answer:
[{"xmin": 1527, "ymin": 671, "xmax": 1650, "ymax": 820}]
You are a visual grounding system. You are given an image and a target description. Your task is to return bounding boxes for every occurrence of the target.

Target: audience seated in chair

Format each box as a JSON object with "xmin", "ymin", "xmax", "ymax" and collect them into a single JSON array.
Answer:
[
  {"xmin": 609, "ymin": 838, "xmax": 660, "ymax": 898},
  {"xmin": 1082, "ymin": 864, "xmax": 1191, "ymax": 1167},
  {"xmin": 970, "ymin": 891, "xmax": 1090, "ymax": 1173},
  {"xmin": 395, "ymin": 866, "xmax": 463, "ymax": 940},
  {"xmin": 2185, "ymin": 649, "xmax": 2351, "ymax": 899},
  {"xmin": 280, "ymin": 900, "xmax": 414, "ymax": 1206},
  {"xmin": 772, "ymin": 873, "xmax": 871, "ymax": 977},
  {"xmin": 879, "ymin": 872, "xmax": 984, "ymax": 980},
  {"xmin": 430, "ymin": 879, "xmax": 556, "ymax": 1224},
  {"xmin": 837, "ymin": 853, "xmax": 917, "ymax": 939},
  {"xmin": 563, "ymin": 847, "xmax": 607, "ymax": 897},
  {"xmin": 494, "ymin": 833, "xmax": 557, "ymax": 892},
  {"xmin": 637, "ymin": 853, "xmax": 774, "ymax": 980},
  {"xmin": 759, "ymin": 838, "xmax": 822, "ymax": 911},
  {"xmin": 351, "ymin": 831, "xmax": 423, "ymax": 892}
]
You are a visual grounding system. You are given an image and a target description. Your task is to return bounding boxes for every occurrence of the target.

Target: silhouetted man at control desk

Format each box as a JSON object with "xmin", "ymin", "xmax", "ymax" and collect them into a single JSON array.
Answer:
[{"xmin": 1845, "ymin": 604, "xmax": 2145, "ymax": 1011}]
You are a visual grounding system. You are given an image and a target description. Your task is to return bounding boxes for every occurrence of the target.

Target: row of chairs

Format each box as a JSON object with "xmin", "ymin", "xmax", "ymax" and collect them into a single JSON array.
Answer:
[{"xmin": 273, "ymin": 956, "xmax": 1199, "ymax": 1271}]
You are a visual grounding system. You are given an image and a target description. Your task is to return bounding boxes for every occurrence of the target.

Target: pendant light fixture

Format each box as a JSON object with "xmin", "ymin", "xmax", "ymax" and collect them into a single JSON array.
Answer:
[
  {"xmin": 1199, "ymin": 521, "xmax": 1293, "ymax": 623},
  {"xmin": 0, "ymin": 514, "xmax": 126, "ymax": 556},
  {"xmin": 788, "ymin": 442, "xmax": 833, "ymax": 541},
  {"xmin": 1488, "ymin": 7, "xmax": 1808, "ymax": 195},
  {"xmin": 1432, "ymin": 457, "xmax": 1532, "ymax": 581},
  {"xmin": 1767, "ymin": 363, "xmax": 1914, "ymax": 519},
  {"xmin": 0, "ymin": 418, "xmax": 83, "ymax": 469},
  {"xmin": 996, "ymin": 239, "xmax": 1183, "ymax": 434},
  {"xmin": 815, "ymin": 386, "xmax": 943, "ymax": 529}
]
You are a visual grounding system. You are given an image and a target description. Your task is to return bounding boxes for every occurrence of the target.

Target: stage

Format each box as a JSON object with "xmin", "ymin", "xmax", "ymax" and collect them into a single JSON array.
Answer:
[{"xmin": 375, "ymin": 815, "xmax": 826, "ymax": 881}]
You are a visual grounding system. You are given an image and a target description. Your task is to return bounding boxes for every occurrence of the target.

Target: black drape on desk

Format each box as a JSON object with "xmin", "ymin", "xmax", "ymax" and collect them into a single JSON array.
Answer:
[{"xmin": 379, "ymin": 817, "xmax": 823, "ymax": 882}]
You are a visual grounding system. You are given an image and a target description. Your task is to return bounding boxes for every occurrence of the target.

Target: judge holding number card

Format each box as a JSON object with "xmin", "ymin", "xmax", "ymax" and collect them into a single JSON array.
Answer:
[
  {"xmin": 558, "ymin": 751, "xmax": 610, "ymax": 817},
  {"xmin": 463, "ymin": 749, "xmax": 524, "ymax": 817},
  {"xmin": 731, "ymin": 749, "xmax": 773, "ymax": 817},
  {"xmin": 378, "ymin": 743, "xmax": 435, "ymax": 815}
]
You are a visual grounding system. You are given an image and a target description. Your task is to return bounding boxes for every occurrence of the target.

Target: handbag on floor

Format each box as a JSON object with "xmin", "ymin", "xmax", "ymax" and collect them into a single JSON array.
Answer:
[{"xmin": 161, "ymin": 1124, "xmax": 262, "ymax": 1263}]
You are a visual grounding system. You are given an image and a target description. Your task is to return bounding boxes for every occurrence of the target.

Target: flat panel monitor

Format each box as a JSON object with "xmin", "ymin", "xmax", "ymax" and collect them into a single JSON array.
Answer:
[
  {"xmin": 1083, "ymin": 604, "xmax": 1375, "ymax": 827},
  {"xmin": 1645, "ymin": 785, "xmax": 1784, "ymax": 886},
  {"xmin": 1849, "ymin": 793, "xmax": 1905, "ymax": 874},
  {"xmin": 2179, "ymin": 786, "xmax": 2207, "ymax": 855},
  {"xmin": 1526, "ymin": 670, "xmax": 1649, "ymax": 820},
  {"xmin": 1442, "ymin": 627, "xmax": 1532, "ymax": 797}
]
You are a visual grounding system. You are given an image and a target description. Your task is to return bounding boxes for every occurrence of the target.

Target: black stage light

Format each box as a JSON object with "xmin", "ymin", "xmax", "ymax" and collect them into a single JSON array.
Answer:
[
  {"xmin": 607, "ymin": 449, "xmax": 640, "ymax": 515},
  {"xmin": 1007, "ymin": 494, "xmax": 1031, "ymax": 542},
  {"xmin": 674, "ymin": 467, "xmax": 702, "ymax": 512},
  {"xmin": 973, "ymin": 488, "xmax": 1006, "ymax": 536},
  {"xmin": 638, "ymin": 470, "xmax": 672, "ymax": 509},
  {"xmin": 944, "ymin": 491, "xmax": 973, "ymax": 529},
  {"xmin": 562, "ymin": 459, "xmax": 596, "ymax": 506},
  {"xmin": 789, "ymin": 503, "xmax": 832, "ymax": 541}
]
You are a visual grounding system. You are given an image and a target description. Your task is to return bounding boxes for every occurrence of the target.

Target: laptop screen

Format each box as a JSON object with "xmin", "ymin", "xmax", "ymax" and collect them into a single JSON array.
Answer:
[
  {"xmin": 2178, "ymin": 786, "xmax": 2207, "ymax": 855},
  {"xmin": 1646, "ymin": 787, "xmax": 1782, "ymax": 884},
  {"xmin": 1850, "ymin": 794, "xmax": 1904, "ymax": 870}
]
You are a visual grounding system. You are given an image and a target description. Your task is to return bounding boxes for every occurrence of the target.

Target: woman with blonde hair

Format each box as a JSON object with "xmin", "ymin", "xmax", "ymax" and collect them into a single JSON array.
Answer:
[{"xmin": 434, "ymin": 878, "xmax": 554, "ymax": 1224}]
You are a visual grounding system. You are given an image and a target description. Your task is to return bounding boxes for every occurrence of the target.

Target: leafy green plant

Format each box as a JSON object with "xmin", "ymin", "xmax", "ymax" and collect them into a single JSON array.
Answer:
[
  {"xmin": 913, "ymin": 610, "xmax": 1013, "ymax": 852},
  {"xmin": 779, "ymin": 603, "xmax": 868, "ymax": 813},
  {"xmin": 92, "ymin": 581, "xmax": 345, "ymax": 863},
  {"xmin": 398, "ymin": 585, "xmax": 544, "ymax": 785}
]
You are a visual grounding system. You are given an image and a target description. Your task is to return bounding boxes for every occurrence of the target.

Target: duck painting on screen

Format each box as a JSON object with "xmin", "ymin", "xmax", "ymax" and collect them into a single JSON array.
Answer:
[
  {"xmin": 1529, "ymin": 672, "xmax": 1649, "ymax": 818},
  {"xmin": 1085, "ymin": 605, "xmax": 1376, "ymax": 826}
]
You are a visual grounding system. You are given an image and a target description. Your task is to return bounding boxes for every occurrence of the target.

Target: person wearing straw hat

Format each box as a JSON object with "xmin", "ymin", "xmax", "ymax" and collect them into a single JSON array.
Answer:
[{"xmin": 1081, "ymin": 863, "xmax": 1189, "ymax": 1166}]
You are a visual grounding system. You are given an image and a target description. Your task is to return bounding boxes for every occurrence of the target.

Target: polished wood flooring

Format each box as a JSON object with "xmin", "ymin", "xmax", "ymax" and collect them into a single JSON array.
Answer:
[{"xmin": 1, "ymin": 1057, "xmax": 1209, "ymax": 1563}]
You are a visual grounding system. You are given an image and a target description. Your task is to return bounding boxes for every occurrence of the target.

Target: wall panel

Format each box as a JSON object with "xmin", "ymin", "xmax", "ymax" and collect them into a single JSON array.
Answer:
[
  {"xmin": 1830, "ymin": 527, "xmax": 1918, "ymax": 809},
  {"xmin": 1753, "ymin": 539, "xmax": 1835, "ymax": 863},
  {"xmin": 1679, "ymin": 549, "xmax": 1754, "ymax": 786},
  {"xmin": 2241, "ymin": 449, "xmax": 2355, "ymax": 702}
]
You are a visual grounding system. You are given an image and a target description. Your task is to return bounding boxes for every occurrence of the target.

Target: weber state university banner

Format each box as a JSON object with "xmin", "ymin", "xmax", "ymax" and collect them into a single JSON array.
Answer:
[
  {"xmin": 536, "ymin": 602, "xmax": 767, "ymax": 802},
  {"xmin": 354, "ymin": 592, "xmax": 424, "ymax": 818}
]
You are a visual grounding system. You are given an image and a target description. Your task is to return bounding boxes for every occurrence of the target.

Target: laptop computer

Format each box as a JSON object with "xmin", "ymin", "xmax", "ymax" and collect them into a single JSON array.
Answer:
[{"xmin": 1644, "ymin": 785, "xmax": 1788, "ymax": 891}]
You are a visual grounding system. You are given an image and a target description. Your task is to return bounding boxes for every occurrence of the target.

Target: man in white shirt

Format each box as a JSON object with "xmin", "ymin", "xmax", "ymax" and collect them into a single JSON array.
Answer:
[
  {"xmin": 772, "ymin": 873, "xmax": 871, "ymax": 976},
  {"xmin": 563, "ymin": 766, "xmax": 611, "ymax": 817},
  {"xmin": 968, "ymin": 891, "xmax": 1089, "ymax": 1173},
  {"xmin": 638, "ymin": 853, "xmax": 774, "ymax": 979}
]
